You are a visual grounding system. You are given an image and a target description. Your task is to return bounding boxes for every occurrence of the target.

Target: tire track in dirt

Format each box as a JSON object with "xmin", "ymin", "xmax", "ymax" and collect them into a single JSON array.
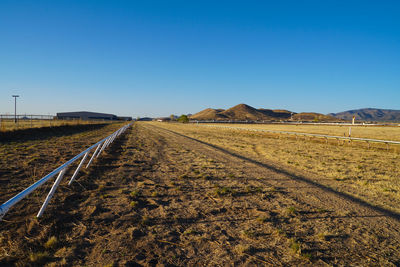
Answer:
[
  {"xmin": 56, "ymin": 123, "xmax": 311, "ymax": 266},
  {"xmin": 2, "ymin": 122, "xmax": 400, "ymax": 266},
  {"xmin": 145, "ymin": 123, "xmax": 400, "ymax": 266}
]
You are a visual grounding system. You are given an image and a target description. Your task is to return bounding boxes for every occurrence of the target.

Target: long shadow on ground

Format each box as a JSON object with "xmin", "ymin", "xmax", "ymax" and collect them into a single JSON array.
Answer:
[{"xmin": 157, "ymin": 126, "xmax": 400, "ymax": 222}]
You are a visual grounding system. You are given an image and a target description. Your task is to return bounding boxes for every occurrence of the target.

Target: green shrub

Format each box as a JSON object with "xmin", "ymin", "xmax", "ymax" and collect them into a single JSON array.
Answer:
[{"xmin": 177, "ymin": 115, "xmax": 189, "ymax": 123}]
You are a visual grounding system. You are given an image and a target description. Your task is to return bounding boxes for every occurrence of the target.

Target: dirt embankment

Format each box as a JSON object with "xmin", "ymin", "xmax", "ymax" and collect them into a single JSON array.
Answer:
[{"xmin": 1, "ymin": 122, "xmax": 400, "ymax": 266}]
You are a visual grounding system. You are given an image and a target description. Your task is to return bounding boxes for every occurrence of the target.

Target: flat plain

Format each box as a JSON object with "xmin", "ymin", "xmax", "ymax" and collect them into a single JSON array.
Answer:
[
  {"xmin": 202, "ymin": 123, "xmax": 400, "ymax": 141},
  {"xmin": 1, "ymin": 122, "xmax": 400, "ymax": 266},
  {"xmin": 166, "ymin": 122, "xmax": 400, "ymax": 214}
]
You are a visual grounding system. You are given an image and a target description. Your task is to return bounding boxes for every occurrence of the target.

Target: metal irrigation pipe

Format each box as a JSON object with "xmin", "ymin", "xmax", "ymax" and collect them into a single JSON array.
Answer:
[{"xmin": 0, "ymin": 122, "xmax": 133, "ymax": 221}]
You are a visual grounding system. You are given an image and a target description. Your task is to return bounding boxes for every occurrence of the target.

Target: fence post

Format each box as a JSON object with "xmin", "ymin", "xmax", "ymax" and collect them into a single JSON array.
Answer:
[
  {"xmin": 86, "ymin": 144, "xmax": 102, "ymax": 168},
  {"xmin": 107, "ymin": 133, "xmax": 116, "ymax": 148},
  {"xmin": 96, "ymin": 138, "xmax": 111, "ymax": 158},
  {"xmin": 37, "ymin": 168, "xmax": 68, "ymax": 218},
  {"xmin": 68, "ymin": 152, "xmax": 89, "ymax": 185}
]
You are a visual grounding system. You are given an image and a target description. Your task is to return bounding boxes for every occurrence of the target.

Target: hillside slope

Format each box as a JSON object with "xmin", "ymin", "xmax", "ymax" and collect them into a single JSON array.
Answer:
[
  {"xmin": 293, "ymin": 112, "xmax": 339, "ymax": 122},
  {"xmin": 219, "ymin": 104, "xmax": 272, "ymax": 121},
  {"xmin": 329, "ymin": 108, "xmax": 400, "ymax": 122},
  {"xmin": 190, "ymin": 108, "xmax": 227, "ymax": 120},
  {"xmin": 190, "ymin": 104, "xmax": 293, "ymax": 121},
  {"xmin": 190, "ymin": 104, "xmax": 348, "ymax": 122}
]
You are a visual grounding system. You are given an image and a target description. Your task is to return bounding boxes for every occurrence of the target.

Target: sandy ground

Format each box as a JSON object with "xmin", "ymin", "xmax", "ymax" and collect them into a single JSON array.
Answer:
[{"xmin": 1, "ymin": 122, "xmax": 400, "ymax": 266}]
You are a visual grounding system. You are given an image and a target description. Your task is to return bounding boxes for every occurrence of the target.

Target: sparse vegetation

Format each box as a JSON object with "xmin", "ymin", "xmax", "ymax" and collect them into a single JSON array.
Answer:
[
  {"xmin": 183, "ymin": 228, "xmax": 200, "ymax": 235},
  {"xmin": 289, "ymin": 238, "xmax": 301, "ymax": 254},
  {"xmin": 179, "ymin": 174, "xmax": 189, "ymax": 179},
  {"xmin": 130, "ymin": 200, "xmax": 139, "ymax": 208},
  {"xmin": 256, "ymin": 216, "xmax": 269, "ymax": 223},
  {"xmin": 276, "ymin": 228, "xmax": 287, "ymax": 237},
  {"xmin": 155, "ymin": 122, "xmax": 400, "ymax": 214},
  {"xmin": 245, "ymin": 185, "xmax": 262, "ymax": 194},
  {"xmin": 29, "ymin": 251, "xmax": 49, "ymax": 264},
  {"xmin": 241, "ymin": 229, "xmax": 256, "ymax": 238},
  {"xmin": 214, "ymin": 185, "xmax": 235, "ymax": 196},
  {"xmin": 286, "ymin": 206, "xmax": 296, "ymax": 214},
  {"xmin": 44, "ymin": 236, "xmax": 58, "ymax": 249},
  {"xmin": 141, "ymin": 216, "xmax": 150, "ymax": 225},
  {"xmin": 302, "ymin": 252, "xmax": 312, "ymax": 260},
  {"xmin": 317, "ymin": 232, "xmax": 327, "ymax": 241},
  {"xmin": 2, "ymin": 121, "xmax": 400, "ymax": 266},
  {"xmin": 130, "ymin": 190, "xmax": 141, "ymax": 198},
  {"xmin": 234, "ymin": 244, "xmax": 253, "ymax": 255}
]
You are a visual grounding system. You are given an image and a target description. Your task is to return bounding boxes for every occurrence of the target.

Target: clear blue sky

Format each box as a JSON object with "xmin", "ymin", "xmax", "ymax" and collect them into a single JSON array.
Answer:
[{"xmin": 1, "ymin": 0, "xmax": 399, "ymax": 117}]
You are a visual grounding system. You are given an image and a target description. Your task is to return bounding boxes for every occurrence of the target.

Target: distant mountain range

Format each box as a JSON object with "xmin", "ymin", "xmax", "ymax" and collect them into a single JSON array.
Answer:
[
  {"xmin": 329, "ymin": 108, "xmax": 400, "ymax": 122},
  {"xmin": 189, "ymin": 105, "xmax": 400, "ymax": 122},
  {"xmin": 190, "ymin": 104, "xmax": 339, "ymax": 122}
]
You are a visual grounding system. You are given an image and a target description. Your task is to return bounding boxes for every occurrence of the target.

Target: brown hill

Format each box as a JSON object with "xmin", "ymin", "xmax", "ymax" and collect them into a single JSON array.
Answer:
[
  {"xmin": 258, "ymin": 109, "xmax": 293, "ymax": 119},
  {"xmin": 190, "ymin": 104, "xmax": 294, "ymax": 121},
  {"xmin": 219, "ymin": 104, "xmax": 271, "ymax": 121},
  {"xmin": 292, "ymin": 112, "xmax": 338, "ymax": 122},
  {"xmin": 273, "ymin": 109, "xmax": 293, "ymax": 114},
  {"xmin": 190, "ymin": 104, "xmax": 341, "ymax": 122},
  {"xmin": 190, "ymin": 108, "xmax": 227, "ymax": 120}
]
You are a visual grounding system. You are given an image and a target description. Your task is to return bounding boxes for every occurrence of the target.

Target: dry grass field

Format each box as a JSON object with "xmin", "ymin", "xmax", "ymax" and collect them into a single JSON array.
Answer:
[
  {"xmin": 204, "ymin": 123, "xmax": 400, "ymax": 141},
  {"xmin": 159, "ymin": 122, "xmax": 400, "ymax": 215},
  {"xmin": 0, "ymin": 119, "xmax": 114, "ymax": 132},
  {"xmin": 1, "ymin": 121, "xmax": 400, "ymax": 266}
]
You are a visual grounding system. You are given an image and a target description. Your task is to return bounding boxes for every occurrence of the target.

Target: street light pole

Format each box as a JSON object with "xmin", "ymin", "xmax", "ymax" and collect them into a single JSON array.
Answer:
[{"xmin": 12, "ymin": 95, "xmax": 19, "ymax": 123}]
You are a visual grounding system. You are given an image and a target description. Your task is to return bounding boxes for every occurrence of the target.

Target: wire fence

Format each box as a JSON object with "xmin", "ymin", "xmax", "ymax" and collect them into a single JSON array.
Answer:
[
  {"xmin": 189, "ymin": 120, "xmax": 399, "ymax": 126},
  {"xmin": 197, "ymin": 124, "xmax": 400, "ymax": 147}
]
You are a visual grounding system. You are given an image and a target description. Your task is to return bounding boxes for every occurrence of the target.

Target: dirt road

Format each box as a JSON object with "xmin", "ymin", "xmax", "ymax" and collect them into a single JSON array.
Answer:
[{"xmin": 1, "ymin": 122, "xmax": 400, "ymax": 266}]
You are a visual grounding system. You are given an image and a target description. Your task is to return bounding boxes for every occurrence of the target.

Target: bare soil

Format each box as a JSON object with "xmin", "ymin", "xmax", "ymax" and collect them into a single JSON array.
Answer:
[{"xmin": 1, "ymin": 122, "xmax": 400, "ymax": 266}]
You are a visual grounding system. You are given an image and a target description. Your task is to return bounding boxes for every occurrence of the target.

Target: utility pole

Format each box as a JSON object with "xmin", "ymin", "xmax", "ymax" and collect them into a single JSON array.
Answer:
[{"xmin": 12, "ymin": 95, "xmax": 19, "ymax": 123}]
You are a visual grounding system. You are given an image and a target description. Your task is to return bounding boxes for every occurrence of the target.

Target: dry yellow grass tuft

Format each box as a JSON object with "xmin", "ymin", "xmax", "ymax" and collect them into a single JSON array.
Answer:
[{"xmin": 44, "ymin": 236, "xmax": 58, "ymax": 249}]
